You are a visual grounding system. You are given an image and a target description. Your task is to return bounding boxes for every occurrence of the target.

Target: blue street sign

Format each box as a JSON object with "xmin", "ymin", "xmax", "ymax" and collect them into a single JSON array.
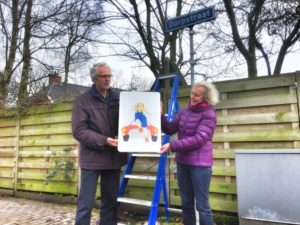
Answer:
[{"xmin": 166, "ymin": 6, "xmax": 216, "ymax": 32}]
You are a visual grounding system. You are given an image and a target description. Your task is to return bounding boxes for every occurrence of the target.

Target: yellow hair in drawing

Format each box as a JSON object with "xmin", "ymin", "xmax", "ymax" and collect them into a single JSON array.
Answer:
[{"xmin": 135, "ymin": 103, "xmax": 145, "ymax": 112}]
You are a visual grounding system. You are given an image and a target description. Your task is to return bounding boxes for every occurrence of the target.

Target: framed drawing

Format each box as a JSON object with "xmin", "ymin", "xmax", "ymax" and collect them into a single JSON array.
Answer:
[{"xmin": 118, "ymin": 91, "xmax": 161, "ymax": 153}]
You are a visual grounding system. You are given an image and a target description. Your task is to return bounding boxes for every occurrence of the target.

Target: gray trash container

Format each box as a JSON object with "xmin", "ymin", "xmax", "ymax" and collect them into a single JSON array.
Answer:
[{"xmin": 235, "ymin": 150, "xmax": 300, "ymax": 225}]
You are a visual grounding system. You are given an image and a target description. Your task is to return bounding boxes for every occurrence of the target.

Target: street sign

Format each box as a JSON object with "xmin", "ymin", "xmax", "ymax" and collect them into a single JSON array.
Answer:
[{"xmin": 166, "ymin": 6, "xmax": 216, "ymax": 33}]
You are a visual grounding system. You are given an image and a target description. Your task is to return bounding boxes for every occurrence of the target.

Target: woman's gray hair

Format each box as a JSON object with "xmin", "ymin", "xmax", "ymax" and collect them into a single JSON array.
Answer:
[
  {"xmin": 193, "ymin": 81, "xmax": 219, "ymax": 106},
  {"xmin": 90, "ymin": 62, "xmax": 111, "ymax": 80}
]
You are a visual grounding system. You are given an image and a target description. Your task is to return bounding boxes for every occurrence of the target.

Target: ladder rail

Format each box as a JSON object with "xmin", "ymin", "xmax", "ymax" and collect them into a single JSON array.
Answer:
[
  {"xmin": 167, "ymin": 74, "xmax": 180, "ymax": 121},
  {"xmin": 148, "ymin": 75, "xmax": 180, "ymax": 224},
  {"xmin": 148, "ymin": 152, "xmax": 169, "ymax": 224}
]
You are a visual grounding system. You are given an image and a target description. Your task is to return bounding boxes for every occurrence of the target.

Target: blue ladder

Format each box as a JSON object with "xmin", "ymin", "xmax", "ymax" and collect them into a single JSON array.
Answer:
[{"xmin": 117, "ymin": 74, "xmax": 181, "ymax": 225}]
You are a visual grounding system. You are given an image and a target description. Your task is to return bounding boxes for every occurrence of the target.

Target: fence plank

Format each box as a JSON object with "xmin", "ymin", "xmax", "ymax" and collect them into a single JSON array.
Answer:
[
  {"xmin": 170, "ymin": 181, "xmax": 237, "ymax": 194},
  {"xmin": 218, "ymin": 112, "xmax": 298, "ymax": 125},
  {"xmin": 18, "ymin": 172, "xmax": 77, "ymax": 182},
  {"xmin": 20, "ymin": 114, "xmax": 71, "ymax": 126},
  {"xmin": 0, "ymin": 138, "xmax": 15, "ymax": 147},
  {"xmin": 17, "ymin": 181, "xmax": 77, "ymax": 195},
  {"xmin": 0, "ymin": 150, "xmax": 15, "ymax": 157},
  {"xmin": 18, "ymin": 161, "xmax": 78, "ymax": 169},
  {"xmin": 170, "ymin": 195, "xmax": 238, "ymax": 213},
  {"xmin": 0, "ymin": 160, "xmax": 15, "ymax": 167},
  {"xmin": 19, "ymin": 126, "xmax": 72, "ymax": 136},
  {"xmin": 216, "ymin": 94, "xmax": 297, "ymax": 109},
  {"xmin": 0, "ymin": 180, "xmax": 14, "ymax": 189},
  {"xmin": 19, "ymin": 138, "xmax": 78, "ymax": 147},
  {"xmin": 214, "ymin": 130, "xmax": 300, "ymax": 142},
  {"xmin": 18, "ymin": 150, "xmax": 77, "ymax": 158}
]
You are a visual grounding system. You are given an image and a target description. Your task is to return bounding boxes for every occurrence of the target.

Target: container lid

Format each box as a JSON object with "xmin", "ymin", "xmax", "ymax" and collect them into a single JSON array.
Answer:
[{"xmin": 234, "ymin": 149, "xmax": 300, "ymax": 154}]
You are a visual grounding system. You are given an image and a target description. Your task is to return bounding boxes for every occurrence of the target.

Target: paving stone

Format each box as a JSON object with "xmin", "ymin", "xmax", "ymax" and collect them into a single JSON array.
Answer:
[
  {"xmin": 0, "ymin": 196, "xmax": 99, "ymax": 225},
  {"xmin": 0, "ymin": 195, "xmax": 178, "ymax": 225}
]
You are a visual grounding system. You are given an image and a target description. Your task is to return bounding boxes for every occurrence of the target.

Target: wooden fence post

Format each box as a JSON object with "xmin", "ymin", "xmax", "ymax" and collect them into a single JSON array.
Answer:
[
  {"xmin": 13, "ymin": 115, "xmax": 20, "ymax": 194},
  {"xmin": 294, "ymin": 70, "xmax": 300, "ymax": 134}
]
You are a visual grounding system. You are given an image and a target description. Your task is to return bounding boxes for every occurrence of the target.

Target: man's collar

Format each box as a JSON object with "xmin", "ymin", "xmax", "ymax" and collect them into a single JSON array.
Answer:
[{"xmin": 91, "ymin": 84, "xmax": 109, "ymax": 101}]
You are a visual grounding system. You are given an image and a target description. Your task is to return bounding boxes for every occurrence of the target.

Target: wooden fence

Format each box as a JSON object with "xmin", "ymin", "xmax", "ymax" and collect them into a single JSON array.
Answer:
[{"xmin": 1, "ymin": 72, "xmax": 300, "ymax": 215}]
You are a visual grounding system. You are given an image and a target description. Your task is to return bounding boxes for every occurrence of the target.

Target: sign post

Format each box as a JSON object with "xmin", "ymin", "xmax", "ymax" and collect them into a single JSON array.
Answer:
[
  {"xmin": 189, "ymin": 26, "xmax": 195, "ymax": 84},
  {"xmin": 166, "ymin": 6, "xmax": 216, "ymax": 84}
]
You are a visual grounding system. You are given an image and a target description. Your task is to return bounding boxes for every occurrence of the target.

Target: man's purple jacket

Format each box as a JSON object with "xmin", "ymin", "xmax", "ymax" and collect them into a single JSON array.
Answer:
[{"xmin": 161, "ymin": 101, "xmax": 217, "ymax": 167}]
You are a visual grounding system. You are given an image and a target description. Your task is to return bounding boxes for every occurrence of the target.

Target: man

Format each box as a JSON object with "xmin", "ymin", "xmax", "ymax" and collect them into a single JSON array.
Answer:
[{"xmin": 72, "ymin": 62, "xmax": 127, "ymax": 225}]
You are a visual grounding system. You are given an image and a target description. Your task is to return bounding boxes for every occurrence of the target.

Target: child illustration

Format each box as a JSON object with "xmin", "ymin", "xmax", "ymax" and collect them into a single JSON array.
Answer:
[
  {"xmin": 134, "ymin": 103, "xmax": 150, "ymax": 142},
  {"xmin": 120, "ymin": 102, "xmax": 158, "ymax": 143}
]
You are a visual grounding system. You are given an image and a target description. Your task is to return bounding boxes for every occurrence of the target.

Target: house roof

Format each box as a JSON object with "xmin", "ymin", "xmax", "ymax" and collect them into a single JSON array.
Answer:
[
  {"xmin": 43, "ymin": 82, "xmax": 89, "ymax": 103},
  {"xmin": 27, "ymin": 74, "xmax": 89, "ymax": 104}
]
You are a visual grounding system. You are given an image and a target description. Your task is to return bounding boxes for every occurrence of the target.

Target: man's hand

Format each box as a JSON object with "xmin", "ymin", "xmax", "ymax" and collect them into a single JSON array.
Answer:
[
  {"xmin": 106, "ymin": 137, "xmax": 118, "ymax": 147},
  {"xmin": 160, "ymin": 143, "xmax": 170, "ymax": 154}
]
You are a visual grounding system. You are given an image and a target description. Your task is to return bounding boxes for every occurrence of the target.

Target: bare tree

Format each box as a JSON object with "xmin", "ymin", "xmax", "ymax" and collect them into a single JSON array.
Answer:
[
  {"xmin": 126, "ymin": 73, "xmax": 153, "ymax": 91},
  {"xmin": 106, "ymin": 0, "xmax": 300, "ymax": 80},
  {"xmin": 0, "ymin": 0, "xmax": 106, "ymax": 106},
  {"xmin": 221, "ymin": 0, "xmax": 300, "ymax": 77},
  {"xmin": 106, "ymin": 0, "xmax": 185, "ymax": 78},
  {"xmin": 267, "ymin": 1, "xmax": 300, "ymax": 75},
  {"xmin": 0, "ymin": 0, "xmax": 66, "ymax": 106},
  {"xmin": 111, "ymin": 70, "xmax": 153, "ymax": 91},
  {"xmin": 51, "ymin": 0, "xmax": 104, "ymax": 96},
  {"xmin": 0, "ymin": 0, "xmax": 26, "ymax": 107},
  {"xmin": 110, "ymin": 70, "xmax": 127, "ymax": 89},
  {"xmin": 106, "ymin": 0, "xmax": 254, "ymax": 81},
  {"xmin": 17, "ymin": 0, "xmax": 68, "ymax": 103}
]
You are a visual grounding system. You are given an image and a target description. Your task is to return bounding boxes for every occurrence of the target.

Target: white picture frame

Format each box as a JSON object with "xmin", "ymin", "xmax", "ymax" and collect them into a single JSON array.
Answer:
[{"xmin": 118, "ymin": 91, "xmax": 161, "ymax": 153}]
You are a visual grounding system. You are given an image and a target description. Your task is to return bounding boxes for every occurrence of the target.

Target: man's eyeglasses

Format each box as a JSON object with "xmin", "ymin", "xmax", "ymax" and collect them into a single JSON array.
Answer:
[{"xmin": 96, "ymin": 74, "xmax": 112, "ymax": 79}]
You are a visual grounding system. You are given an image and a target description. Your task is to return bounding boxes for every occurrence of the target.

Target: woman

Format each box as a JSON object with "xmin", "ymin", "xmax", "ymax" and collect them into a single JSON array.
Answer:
[{"xmin": 160, "ymin": 81, "xmax": 219, "ymax": 225}]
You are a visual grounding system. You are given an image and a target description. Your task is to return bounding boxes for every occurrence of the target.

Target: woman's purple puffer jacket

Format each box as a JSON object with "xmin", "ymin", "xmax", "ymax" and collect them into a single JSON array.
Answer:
[{"xmin": 161, "ymin": 101, "xmax": 217, "ymax": 167}]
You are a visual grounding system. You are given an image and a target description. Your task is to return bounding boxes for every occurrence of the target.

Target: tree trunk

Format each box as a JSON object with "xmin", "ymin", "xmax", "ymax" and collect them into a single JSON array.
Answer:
[
  {"xmin": 256, "ymin": 40, "xmax": 271, "ymax": 76},
  {"xmin": 273, "ymin": 17, "xmax": 300, "ymax": 75},
  {"xmin": 18, "ymin": 0, "xmax": 33, "ymax": 106},
  {"xmin": 0, "ymin": 76, "xmax": 7, "ymax": 107},
  {"xmin": 247, "ymin": 36, "xmax": 257, "ymax": 78},
  {"xmin": 64, "ymin": 45, "xmax": 71, "ymax": 99},
  {"xmin": 1, "ymin": 0, "xmax": 21, "ymax": 107},
  {"xmin": 246, "ymin": 56, "xmax": 258, "ymax": 79}
]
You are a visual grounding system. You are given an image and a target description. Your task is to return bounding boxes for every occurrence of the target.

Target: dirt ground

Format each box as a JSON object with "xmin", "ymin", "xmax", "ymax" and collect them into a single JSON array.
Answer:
[{"xmin": 0, "ymin": 195, "xmax": 183, "ymax": 225}]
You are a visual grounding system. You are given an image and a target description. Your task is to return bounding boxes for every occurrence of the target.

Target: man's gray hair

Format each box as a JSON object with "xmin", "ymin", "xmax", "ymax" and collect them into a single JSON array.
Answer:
[
  {"xmin": 90, "ymin": 62, "xmax": 111, "ymax": 79},
  {"xmin": 193, "ymin": 81, "xmax": 219, "ymax": 106}
]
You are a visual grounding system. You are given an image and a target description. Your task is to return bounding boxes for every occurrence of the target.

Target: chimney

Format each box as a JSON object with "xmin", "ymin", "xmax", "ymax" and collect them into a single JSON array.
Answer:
[{"xmin": 49, "ymin": 73, "xmax": 62, "ymax": 85}]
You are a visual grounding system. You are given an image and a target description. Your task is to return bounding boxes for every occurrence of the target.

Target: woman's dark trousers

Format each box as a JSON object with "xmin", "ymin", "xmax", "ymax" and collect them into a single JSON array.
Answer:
[{"xmin": 177, "ymin": 163, "xmax": 213, "ymax": 225}]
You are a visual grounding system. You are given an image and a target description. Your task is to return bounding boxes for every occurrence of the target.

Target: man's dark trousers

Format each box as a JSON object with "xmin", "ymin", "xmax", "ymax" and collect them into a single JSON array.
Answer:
[{"xmin": 75, "ymin": 168, "xmax": 120, "ymax": 225}]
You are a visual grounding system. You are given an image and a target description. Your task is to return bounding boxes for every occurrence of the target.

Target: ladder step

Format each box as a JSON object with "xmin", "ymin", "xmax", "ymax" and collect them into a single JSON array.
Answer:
[
  {"xmin": 132, "ymin": 153, "xmax": 161, "ymax": 157},
  {"xmin": 118, "ymin": 197, "xmax": 182, "ymax": 213},
  {"xmin": 118, "ymin": 197, "xmax": 152, "ymax": 206},
  {"xmin": 168, "ymin": 207, "xmax": 182, "ymax": 213},
  {"xmin": 125, "ymin": 174, "xmax": 157, "ymax": 180},
  {"xmin": 131, "ymin": 153, "xmax": 175, "ymax": 158},
  {"xmin": 157, "ymin": 73, "xmax": 177, "ymax": 80},
  {"xmin": 132, "ymin": 153, "xmax": 160, "ymax": 158}
]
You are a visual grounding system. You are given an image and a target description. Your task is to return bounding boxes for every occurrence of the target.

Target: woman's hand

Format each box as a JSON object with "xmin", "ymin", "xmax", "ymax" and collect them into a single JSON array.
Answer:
[
  {"xmin": 160, "ymin": 143, "xmax": 170, "ymax": 154},
  {"xmin": 106, "ymin": 137, "xmax": 118, "ymax": 147}
]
